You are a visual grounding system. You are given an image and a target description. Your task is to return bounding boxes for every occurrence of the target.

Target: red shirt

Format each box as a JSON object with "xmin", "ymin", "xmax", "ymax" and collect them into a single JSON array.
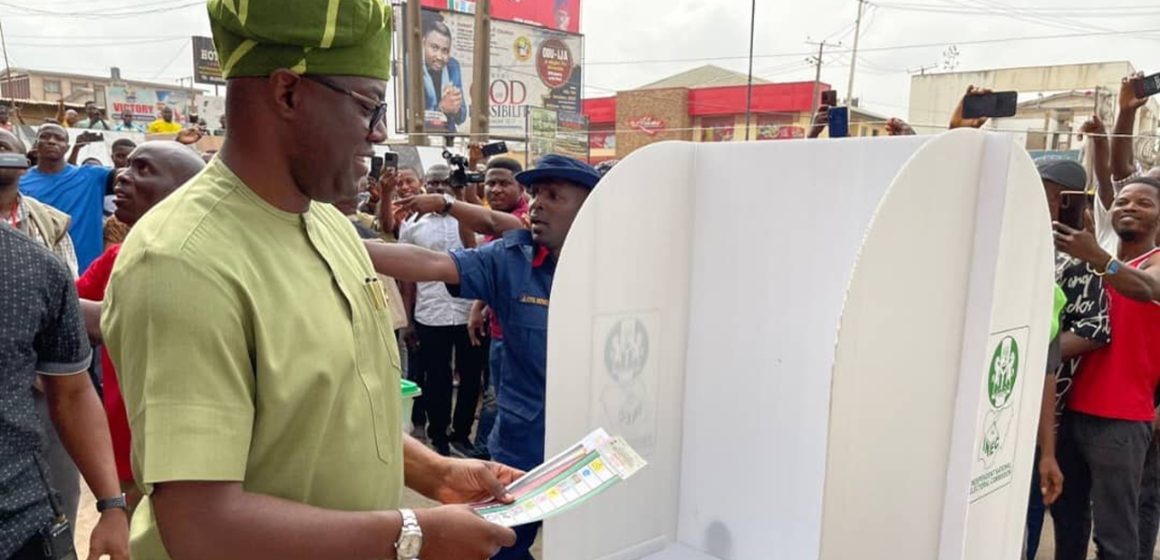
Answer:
[
  {"xmin": 1068, "ymin": 248, "xmax": 1160, "ymax": 422},
  {"xmin": 76, "ymin": 243, "xmax": 133, "ymax": 482},
  {"xmin": 484, "ymin": 199, "xmax": 530, "ymax": 340}
]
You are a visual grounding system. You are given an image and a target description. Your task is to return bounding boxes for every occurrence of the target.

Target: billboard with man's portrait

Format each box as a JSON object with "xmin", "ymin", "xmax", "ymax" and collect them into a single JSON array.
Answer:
[{"xmin": 406, "ymin": 8, "xmax": 583, "ymax": 137}]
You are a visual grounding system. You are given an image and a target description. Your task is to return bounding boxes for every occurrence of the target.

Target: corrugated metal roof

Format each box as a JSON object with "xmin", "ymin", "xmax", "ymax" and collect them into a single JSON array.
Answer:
[{"xmin": 639, "ymin": 65, "xmax": 771, "ymax": 90}]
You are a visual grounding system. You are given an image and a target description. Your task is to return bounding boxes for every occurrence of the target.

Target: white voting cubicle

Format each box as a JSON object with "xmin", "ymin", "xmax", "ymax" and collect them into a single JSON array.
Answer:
[{"xmin": 542, "ymin": 130, "xmax": 1054, "ymax": 560}]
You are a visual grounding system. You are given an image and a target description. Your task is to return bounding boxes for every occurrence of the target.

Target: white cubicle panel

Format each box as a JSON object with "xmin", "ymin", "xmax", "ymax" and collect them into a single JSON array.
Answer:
[
  {"xmin": 543, "ymin": 142, "xmax": 697, "ymax": 559},
  {"xmin": 819, "ymin": 130, "xmax": 1054, "ymax": 560},
  {"xmin": 544, "ymin": 131, "xmax": 1052, "ymax": 560},
  {"xmin": 674, "ymin": 137, "xmax": 926, "ymax": 560}
]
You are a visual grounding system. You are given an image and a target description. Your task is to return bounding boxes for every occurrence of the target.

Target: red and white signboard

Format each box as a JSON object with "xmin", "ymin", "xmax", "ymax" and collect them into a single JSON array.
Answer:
[
  {"xmin": 421, "ymin": 0, "xmax": 581, "ymax": 33},
  {"xmin": 628, "ymin": 116, "xmax": 665, "ymax": 136}
]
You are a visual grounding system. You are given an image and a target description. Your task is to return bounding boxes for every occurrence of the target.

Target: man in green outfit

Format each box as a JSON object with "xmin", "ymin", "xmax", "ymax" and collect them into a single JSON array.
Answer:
[{"xmin": 102, "ymin": 2, "xmax": 519, "ymax": 559}]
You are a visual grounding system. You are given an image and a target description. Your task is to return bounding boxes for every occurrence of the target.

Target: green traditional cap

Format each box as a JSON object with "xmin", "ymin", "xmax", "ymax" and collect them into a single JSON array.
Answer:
[{"xmin": 208, "ymin": 0, "xmax": 393, "ymax": 80}]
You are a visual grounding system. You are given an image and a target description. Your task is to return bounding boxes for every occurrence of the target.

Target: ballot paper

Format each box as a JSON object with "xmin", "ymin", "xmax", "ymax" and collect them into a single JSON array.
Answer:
[{"xmin": 473, "ymin": 429, "xmax": 647, "ymax": 528}]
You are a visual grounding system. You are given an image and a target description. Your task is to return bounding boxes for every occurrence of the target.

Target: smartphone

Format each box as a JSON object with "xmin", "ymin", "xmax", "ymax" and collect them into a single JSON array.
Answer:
[
  {"xmin": 1058, "ymin": 190, "xmax": 1088, "ymax": 230},
  {"xmin": 821, "ymin": 90, "xmax": 838, "ymax": 107},
  {"xmin": 962, "ymin": 91, "xmax": 1018, "ymax": 119},
  {"xmin": 369, "ymin": 156, "xmax": 383, "ymax": 180},
  {"xmin": 828, "ymin": 106, "xmax": 849, "ymax": 138},
  {"xmin": 0, "ymin": 152, "xmax": 29, "ymax": 169},
  {"xmin": 382, "ymin": 151, "xmax": 398, "ymax": 170},
  {"xmin": 1133, "ymin": 72, "xmax": 1160, "ymax": 99},
  {"xmin": 481, "ymin": 141, "xmax": 508, "ymax": 157}
]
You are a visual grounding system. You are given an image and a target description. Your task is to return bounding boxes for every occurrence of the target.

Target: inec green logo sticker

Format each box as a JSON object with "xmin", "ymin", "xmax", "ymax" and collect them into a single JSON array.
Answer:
[{"xmin": 987, "ymin": 336, "xmax": 1019, "ymax": 409}]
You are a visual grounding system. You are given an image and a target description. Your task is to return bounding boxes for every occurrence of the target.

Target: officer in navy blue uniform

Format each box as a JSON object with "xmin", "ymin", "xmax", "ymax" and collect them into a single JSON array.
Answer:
[{"xmin": 366, "ymin": 154, "xmax": 601, "ymax": 559}]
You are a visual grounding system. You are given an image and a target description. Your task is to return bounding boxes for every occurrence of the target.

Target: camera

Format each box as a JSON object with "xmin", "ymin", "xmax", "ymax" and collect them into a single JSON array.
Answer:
[{"xmin": 441, "ymin": 141, "xmax": 508, "ymax": 188}]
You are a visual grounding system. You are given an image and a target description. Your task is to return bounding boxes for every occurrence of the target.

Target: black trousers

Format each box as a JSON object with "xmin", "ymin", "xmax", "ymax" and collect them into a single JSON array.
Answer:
[
  {"xmin": 1137, "ymin": 434, "xmax": 1160, "ymax": 560},
  {"xmin": 413, "ymin": 322, "xmax": 483, "ymax": 445},
  {"xmin": 1053, "ymin": 411, "xmax": 1152, "ymax": 560}
]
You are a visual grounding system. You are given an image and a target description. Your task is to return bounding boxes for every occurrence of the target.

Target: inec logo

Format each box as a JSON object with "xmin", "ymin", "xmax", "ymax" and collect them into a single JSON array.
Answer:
[
  {"xmin": 972, "ymin": 328, "xmax": 1029, "ymax": 502},
  {"xmin": 604, "ymin": 318, "xmax": 649, "ymax": 384},
  {"xmin": 987, "ymin": 336, "xmax": 1019, "ymax": 409}
]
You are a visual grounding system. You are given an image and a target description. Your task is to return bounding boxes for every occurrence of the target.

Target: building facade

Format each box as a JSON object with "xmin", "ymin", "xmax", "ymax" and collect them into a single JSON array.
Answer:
[
  {"xmin": 582, "ymin": 65, "xmax": 890, "ymax": 162},
  {"xmin": 908, "ymin": 61, "xmax": 1159, "ymax": 145},
  {"xmin": 0, "ymin": 67, "xmax": 203, "ymax": 125}
]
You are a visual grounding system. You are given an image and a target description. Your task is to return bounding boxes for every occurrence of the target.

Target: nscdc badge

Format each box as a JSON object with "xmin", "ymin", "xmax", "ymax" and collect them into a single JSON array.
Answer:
[{"xmin": 513, "ymin": 36, "xmax": 533, "ymax": 62}]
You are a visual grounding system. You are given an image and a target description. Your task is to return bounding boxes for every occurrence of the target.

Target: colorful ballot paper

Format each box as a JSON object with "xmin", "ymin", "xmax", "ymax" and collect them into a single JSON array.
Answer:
[{"xmin": 473, "ymin": 429, "xmax": 647, "ymax": 528}]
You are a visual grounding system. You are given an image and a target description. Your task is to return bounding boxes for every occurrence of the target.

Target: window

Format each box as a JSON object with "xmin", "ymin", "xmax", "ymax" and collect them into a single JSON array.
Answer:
[
  {"xmin": 43, "ymin": 79, "xmax": 61, "ymax": 94},
  {"xmin": 94, "ymin": 85, "xmax": 107, "ymax": 109},
  {"xmin": 872, "ymin": 129, "xmax": 880, "ymax": 137},
  {"xmin": 755, "ymin": 114, "xmax": 794, "ymax": 140},
  {"xmin": 70, "ymin": 82, "xmax": 88, "ymax": 95},
  {"xmin": 701, "ymin": 116, "xmax": 735, "ymax": 142}
]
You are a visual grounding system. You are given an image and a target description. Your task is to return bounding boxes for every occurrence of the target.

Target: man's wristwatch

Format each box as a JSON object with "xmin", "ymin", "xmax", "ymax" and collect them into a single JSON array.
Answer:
[
  {"xmin": 395, "ymin": 508, "xmax": 423, "ymax": 560},
  {"xmin": 96, "ymin": 493, "xmax": 128, "ymax": 513},
  {"xmin": 439, "ymin": 193, "xmax": 455, "ymax": 214},
  {"xmin": 1106, "ymin": 258, "xmax": 1123, "ymax": 276}
]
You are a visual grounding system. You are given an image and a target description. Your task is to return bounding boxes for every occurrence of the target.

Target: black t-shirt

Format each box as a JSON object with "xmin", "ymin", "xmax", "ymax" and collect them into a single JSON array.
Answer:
[
  {"xmin": 0, "ymin": 224, "xmax": 91, "ymax": 556},
  {"xmin": 1053, "ymin": 252, "xmax": 1111, "ymax": 418}
]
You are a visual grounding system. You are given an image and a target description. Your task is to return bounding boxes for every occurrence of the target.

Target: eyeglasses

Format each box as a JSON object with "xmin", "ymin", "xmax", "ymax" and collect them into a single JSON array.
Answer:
[{"xmin": 302, "ymin": 74, "xmax": 388, "ymax": 135}]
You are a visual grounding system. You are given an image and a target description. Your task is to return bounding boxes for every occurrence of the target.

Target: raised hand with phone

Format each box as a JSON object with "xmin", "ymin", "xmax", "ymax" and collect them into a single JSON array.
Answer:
[
  {"xmin": 949, "ymin": 85, "xmax": 1018, "ymax": 129},
  {"xmin": 1112, "ymin": 72, "xmax": 1152, "ymax": 181}
]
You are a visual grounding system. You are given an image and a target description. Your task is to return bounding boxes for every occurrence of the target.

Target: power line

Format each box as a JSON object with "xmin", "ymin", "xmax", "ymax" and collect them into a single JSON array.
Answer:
[
  {"xmin": 578, "ymin": 26, "xmax": 1160, "ymax": 66},
  {"xmin": 873, "ymin": 1, "xmax": 1160, "ymax": 17},
  {"xmin": 0, "ymin": 0, "xmax": 202, "ymax": 19},
  {"xmin": 6, "ymin": 24, "xmax": 1160, "ymax": 69},
  {"xmin": 151, "ymin": 41, "xmax": 189, "ymax": 81},
  {"xmin": 5, "ymin": 37, "xmax": 186, "ymax": 48}
]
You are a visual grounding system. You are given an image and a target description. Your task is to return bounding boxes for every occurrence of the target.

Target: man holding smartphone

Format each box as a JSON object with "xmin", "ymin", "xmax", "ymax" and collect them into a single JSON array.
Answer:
[
  {"xmin": 1052, "ymin": 176, "xmax": 1160, "ymax": 560},
  {"xmin": 1025, "ymin": 159, "xmax": 1111, "ymax": 560}
]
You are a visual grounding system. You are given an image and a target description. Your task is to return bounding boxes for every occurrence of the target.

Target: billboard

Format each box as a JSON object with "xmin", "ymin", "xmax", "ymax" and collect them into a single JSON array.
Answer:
[
  {"xmin": 408, "ymin": 8, "xmax": 583, "ymax": 137},
  {"xmin": 107, "ymin": 85, "xmax": 199, "ymax": 125},
  {"xmin": 421, "ymin": 0, "xmax": 580, "ymax": 34},
  {"xmin": 529, "ymin": 107, "xmax": 590, "ymax": 163},
  {"xmin": 192, "ymin": 36, "xmax": 225, "ymax": 86}
]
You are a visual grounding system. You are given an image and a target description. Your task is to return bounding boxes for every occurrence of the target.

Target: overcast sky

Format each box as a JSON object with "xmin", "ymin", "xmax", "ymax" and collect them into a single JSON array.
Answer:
[{"xmin": 5, "ymin": 0, "xmax": 1160, "ymax": 127}]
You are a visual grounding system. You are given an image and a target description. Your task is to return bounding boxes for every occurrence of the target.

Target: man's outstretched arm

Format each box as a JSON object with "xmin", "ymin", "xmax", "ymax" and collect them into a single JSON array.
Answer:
[
  {"xmin": 398, "ymin": 194, "xmax": 525, "ymax": 238},
  {"xmin": 365, "ymin": 241, "xmax": 460, "ymax": 284}
]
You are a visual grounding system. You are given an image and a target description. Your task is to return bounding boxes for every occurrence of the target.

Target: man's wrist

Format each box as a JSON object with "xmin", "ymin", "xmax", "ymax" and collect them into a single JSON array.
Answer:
[
  {"xmin": 378, "ymin": 509, "xmax": 404, "ymax": 559},
  {"xmin": 1094, "ymin": 252, "xmax": 1115, "ymax": 270},
  {"xmin": 96, "ymin": 493, "xmax": 128, "ymax": 514}
]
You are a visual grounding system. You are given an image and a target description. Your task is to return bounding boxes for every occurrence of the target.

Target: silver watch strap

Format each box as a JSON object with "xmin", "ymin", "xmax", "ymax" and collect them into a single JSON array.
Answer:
[{"xmin": 399, "ymin": 508, "xmax": 419, "ymax": 530}]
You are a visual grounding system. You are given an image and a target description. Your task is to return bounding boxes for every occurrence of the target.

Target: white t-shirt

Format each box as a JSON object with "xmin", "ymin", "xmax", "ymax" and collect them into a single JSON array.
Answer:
[
  {"xmin": 1094, "ymin": 189, "xmax": 1120, "ymax": 256},
  {"xmin": 399, "ymin": 214, "xmax": 473, "ymax": 327}
]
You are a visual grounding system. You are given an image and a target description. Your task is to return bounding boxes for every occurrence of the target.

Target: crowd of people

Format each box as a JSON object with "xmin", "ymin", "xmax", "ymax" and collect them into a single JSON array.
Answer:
[{"xmin": 1, "ymin": 2, "xmax": 1159, "ymax": 560}]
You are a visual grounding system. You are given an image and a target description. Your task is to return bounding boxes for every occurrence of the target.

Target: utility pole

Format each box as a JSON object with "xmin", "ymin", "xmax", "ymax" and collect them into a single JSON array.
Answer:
[
  {"xmin": 807, "ymin": 40, "xmax": 833, "ymax": 115},
  {"xmin": 845, "ymin": 0, "xmax": 864, "ymax": 106},
  {"xmin": 470, "ymin": 0, "xmax": 491, "ymax": 143},
  {"xmin": 907, "ymin": 64, "xmax": 937, "ymax": 76},
  {"xmin": 405, "ymin": 0, "xmax": 427, "ymax": 146},
  {"xmin": 0, "ymin": 18, "xmax": 13, "ymax": 108},
  {"xmin": 743, "ymin": 0, "xmax": 757, "ymax": 141}
]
